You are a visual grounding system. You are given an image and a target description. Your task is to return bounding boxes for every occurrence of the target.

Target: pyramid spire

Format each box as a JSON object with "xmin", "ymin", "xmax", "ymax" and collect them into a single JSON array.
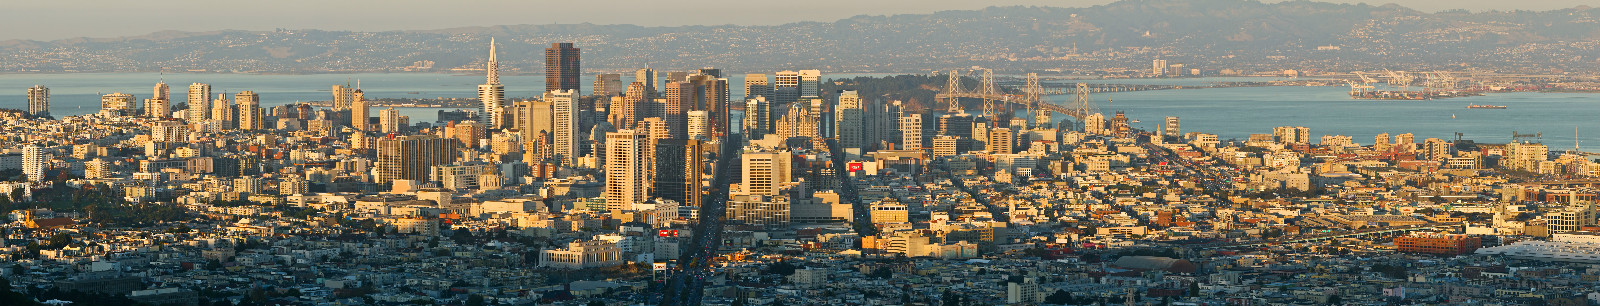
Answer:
[{"xmin": 486, "ymin": 37, "xmax": 500, "ymax": 85}]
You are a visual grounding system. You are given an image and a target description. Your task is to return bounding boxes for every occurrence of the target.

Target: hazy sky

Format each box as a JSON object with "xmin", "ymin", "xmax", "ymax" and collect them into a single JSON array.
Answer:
[{"xmin": 0, "ymin": 0, "xmax": 1590, "ymax": 41}]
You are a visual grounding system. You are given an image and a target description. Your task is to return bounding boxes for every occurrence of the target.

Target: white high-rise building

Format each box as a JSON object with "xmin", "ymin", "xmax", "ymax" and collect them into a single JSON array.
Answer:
[
  {"xmin": 742, "ymin": 151, "xmax": 792, "ymax": 195},
  {"xmin": 380, "ymin": 107, "xmax": 402, "ymax": 133},
  {"xmin": 1084, "ymin": 113, "xmax": 1106, "ymax": 134},
  {"xmin": 188, "ymin": 83, "xmax": 211, "ymax": 120},
  {"xmin": 1152, "ymin": 59, "xmax": 1168, "ymax": 75},
  {"xmin": 604, "ymin": 129, "xmax": 649, "ymax": 211},
  {"xmin": 479, "ymin": 38, "xmax": 507, "ymax": 129},
  {"xmin": 901, "ymin": 114, "xmax": 924, "ymax": 150},
  {"xmin": 798, "ymin": 70, "xmax": 822, "ymax": 98},
  {"xmin": 22, "ymin": 145, "xmax": 46, "ymax": 182},
  {"xmin": 332, "ymin": 84, "xmax": 355, "ymax": 112},
  {"xmin": 551, "ymin": 89, "xmax": 579, "ymax": 165},
  {"xmin": 1163, "ymin": 116, "xmax": 1181, "ymax": 137},
  {"xmin": 27, "ymin": 85, "xmax": 48, "ymax": 116},
  {"xmin": 146, "ymin": 80, "xmax": 170, "ymax": 118},
  {"xmin": 687, "ymin": 110, "xmax": 710, "ymax": 140}
]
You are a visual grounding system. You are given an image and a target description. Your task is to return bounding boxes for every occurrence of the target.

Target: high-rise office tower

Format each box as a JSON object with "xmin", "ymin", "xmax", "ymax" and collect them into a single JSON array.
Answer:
[
  {"xmin": 653, "ymin": 138, "xmax": 701, "ymax": 208},
  {"xmin": 376, "ymin": 135, "xmax": 460, "ymax": 184},
  {"xmin": 662, "ymin": 81, "xmax": 693, "ymax": 137},
  {"xmin": 798, "ymin": 70, "xmax": 822, "ymax": 98},
  {"xmin": 517, "ymin": 99, "xmax": 554, "ymax": 141},
  {"xmin": 696, "ymin": 68, "xmax": 722, "ymax": 78},
  {"xmin": 380, "ymin": 107, "xmax": 402, "ymax": 133},
  {"xmin": 872, "ymin": 101, "xmax": 904, "ymax": 148},
  {"xmin": 742, "ymin": 97, "xmax": 771, "ymax": 136},
  {"xmin": 664, "ymin": 71, "xmax": 689, "ymax": 83},
  {"xmin": 742, "ymin": 151, "xmax": 792, "ymax": 195},
  {"xmin": 101, "ymin": 93, "xmax": 136, "ymax": 115},
  {"xmin": 836, "ymin": 90, "xmax": 864, "ymax": 151},
  {"xmin": 551, "ymin": 89, "xmax": 579, "ymax": 165},
  {"xmin": 687, "ymin": 111, "xmax": 710, "ymax": 140},
  {"xmin": 744, "ymin": 73, "xmax": 771, "ymax": 101},
  {"xmin": 27, "ymin": 85, "xmax": 48, "ymax": 116},
  {"xmin": 545, "ymin": 43, "xmax": 581, "ymax": 93},
  {"xmin": 236, "ymin": 91, "xmax": 263, "ymax": 130},
  {"xmin": 479, "ymin": 38, "xmax": 507, "ymax": 129},
  {"xmin": 901, "ymin": 114, "xmax": 924, "ymax": 150},
  {"xmin": 635, "ymin": 68, "xmax": 658, "ymax": 97},
  {"xmin": 352, "ymin": 89, "xmax": 370, "ymax": 131},
  {"xmin": 604, "ymin": 129, "xmax": 648, "ymax": 211},
  {"xmin": 1152, "ymin": 59, "xmax": 1168, "ymax": 75},
  {"xmin": 212, "ymin": 93, "xmax": 235, "ymax": 130},
  {"xmin": 1164, "ymin": 116, "xmax": 1181, "ymax": 137},
  {"xmin": 593, "ymin": 73, "xmax": 623, "ymax": 97},
  {"xmin": 775, "ymin": 102, "xmax": 822, "ymax": 140},
  {"xmin": 988, "ymin": 127, "xmax": 1014, "ymax": 154},
  {"xmin": 689, "ymin": 75, "xmax": 729, "ymax": 137},
  {"xmin": 188, "ymin": 83, "xmax": 211, "ymax": 120},
  {"xmin": 774, "ymin": 71, "xmax": 800, "ymax": 105},
  {"xmin": 612, "ymin": 82, "xmax": 648, "ymax": 129},
  {"xmin": 938, "ymin": 114, "xmax": 975, "ymax": 139},
  {"xmin": 22, "ymin": 145, "xmax": 46, "ymax": 182}
]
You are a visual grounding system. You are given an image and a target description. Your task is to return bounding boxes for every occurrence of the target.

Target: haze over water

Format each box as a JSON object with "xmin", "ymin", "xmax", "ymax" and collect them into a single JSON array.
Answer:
[{"xmin": 3, "ymin": 72, "xmax": 1597, "ymax": 149}]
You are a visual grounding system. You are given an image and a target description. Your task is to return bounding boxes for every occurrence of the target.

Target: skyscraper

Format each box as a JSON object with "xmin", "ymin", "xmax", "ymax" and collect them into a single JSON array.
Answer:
[
  {"xmin": 479, "ymin": 38, "xmax": 507, "ymax": 129},
  {"xmin": 377, "ymin": 135, "xmax": 460, "ymax": 184},
  {"xmin": 901, "ymin": 114, "xmax": 924, "ymax": 150},
  {"xmin": 188, "ymin": 83, "xmax": 211, "ymax": 120},
  {"xmin": 22, "ymin": 145, "xmax": 46, "ymax": 182},
  {"xmin": 987, "ymin": 127, "xmax": 1013, "ymax": 154},
  {"xmin": 352, "ymin": 89, "xmax": 371, "ymax": 131},
  {"xmin": 1164, "ymin": 116, "xmax": 1181, "ymax": 137},
  {"xmin": 662, "ymin": 81, "xmax": 693, "ymax": 136},
  {"xmin": 696, "ymin": 68, "xmax": 722, "ymax": 78},
  {"xmin": 743, "ymin": 73, "xmax": 771, "ymax": 102},
  {"xmin": 212, "ymin": 93, "xmax": 235, "ymax": 130},
  {"xmin": 687, "ymin": 111, "xmax": 710, "ymax": 140},
  {"xmin": 593, "ymin": 73, "xmax": 623, "ymax": 96},
  {"xmin": 742, "ymin": 97, "xmax": 771, "ymax": 136},
  {"xmin": 612, "ymin": 82, "xmax": 647, "ymax": 129},
  {"xmin": 545, "ymin": 43, "xmax": 581, "ymax": 93},
  {"xmin": 653, "ymin": 139, "xmax": 702, "ymax": 209},
  {"xmin": 604, "ymin": 129, "xmax": 648, "ymax": 211},
  {"xmin": 742, "ymin": 151, "xmax": 792, "ymax": 195},
  {"xmin": 689, "ymin": 75, "xmax": 730, "ymax": 138},
  {"xmin": 798, "ymin": 70, "xmax": 822, "ymax": 98},
  {"xmin": 774, "ymin": 71, "xmax": 800, "ymax": 105},
  {"xmin": 551, "ymin": 89, "xmax": 579, "ymax": 165},
  {"xmin": 836, "ymin": 90, "xmax": 864, "ymax": 151},
  {"xmin": 331, "ymin": 84, "xmax": 355, "ymax": 112},
  {"xmin": 635, "ymin": 68, "xmax": 657, "ymax": 97},
  {"xmin": 145, "ymin": 97, "xmax": 170, "ymax": 118},
  {"xmin": 26, "ymin": 85, "xmax": 48, "ymax": 116},
  {"xmin": 380, "ymin": 107, "xmax": 402, "ymax": 133},
  {"xmin": 236, "ymin": 91, "xmax": 263, "ymax": 130}
]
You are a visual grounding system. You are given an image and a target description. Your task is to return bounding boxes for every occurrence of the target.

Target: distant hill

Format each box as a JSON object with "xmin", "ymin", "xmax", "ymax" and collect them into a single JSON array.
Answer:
[{"xmin": 2, "ymin": 0, "xmax": 1596, "ymax": 74}]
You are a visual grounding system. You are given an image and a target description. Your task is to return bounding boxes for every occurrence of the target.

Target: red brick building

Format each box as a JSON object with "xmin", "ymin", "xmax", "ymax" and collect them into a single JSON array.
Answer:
[{"xmin": 1396, "ymin": 235, "xmax": 1481, "ymax": 255}]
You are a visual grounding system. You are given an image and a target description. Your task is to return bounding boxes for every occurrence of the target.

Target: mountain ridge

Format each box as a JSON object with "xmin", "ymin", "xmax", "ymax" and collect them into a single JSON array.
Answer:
[{"xmin": 2, "ymin": 0, "xmax": 1595, "ymax": 73}]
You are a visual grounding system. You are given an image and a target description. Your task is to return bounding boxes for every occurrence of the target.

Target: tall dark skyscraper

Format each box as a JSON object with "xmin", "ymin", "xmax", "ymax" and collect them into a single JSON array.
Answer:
[
  {"xmin": 545, "ymin": 43, "xmax": 581, "ymax": 93},
  {"xmin": 652, "ymin": 139, "xmax": 702, "ymax": 209}
]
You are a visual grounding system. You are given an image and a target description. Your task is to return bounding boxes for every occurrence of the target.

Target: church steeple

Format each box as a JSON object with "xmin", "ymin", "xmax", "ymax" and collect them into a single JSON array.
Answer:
[{"xmin": 486, "ymin": 37, "xmax": 499, "ymax": 85}]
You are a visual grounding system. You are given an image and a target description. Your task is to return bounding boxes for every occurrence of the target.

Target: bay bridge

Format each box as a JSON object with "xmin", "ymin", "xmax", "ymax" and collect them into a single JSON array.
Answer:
[{"xmin": 934, "ymin": 69, "xmax": 1174, "ymax": 120}]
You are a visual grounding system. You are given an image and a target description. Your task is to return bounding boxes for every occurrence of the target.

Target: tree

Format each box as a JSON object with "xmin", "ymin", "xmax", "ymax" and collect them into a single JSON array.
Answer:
[
  {"xmin": 1189, "ymin": 282, "xmax": 1201, "ymax": 297},
  {"xmin": 586, "ymin": 301, "xmax": 605, "ymax": 306},
  {"xmin": 764, "ymin": 261, "xmax": 797, "ymax": 276},
  {"xmin": 45, "ymin": 233, "xmax": 72, "ymax": 249},
  {"xmin": 1327, "ymin": 294, "xmax": 1342, "ymax": 305},
  {"xmin": 466, "ymin": 295, "xmax": 485, "ymax": 306}
]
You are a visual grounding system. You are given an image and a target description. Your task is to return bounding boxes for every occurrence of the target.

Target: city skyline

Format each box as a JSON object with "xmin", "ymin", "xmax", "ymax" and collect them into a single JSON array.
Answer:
[{"xmin": 1, "ymin": 2, "xmax": 1598, "ymax": 306}]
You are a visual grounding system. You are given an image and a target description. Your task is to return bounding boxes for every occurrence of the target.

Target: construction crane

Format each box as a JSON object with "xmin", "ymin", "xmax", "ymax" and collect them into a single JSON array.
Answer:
[{"xmin": 1350, "ymin": 72, "xmax": 1378, "ymax": 96}]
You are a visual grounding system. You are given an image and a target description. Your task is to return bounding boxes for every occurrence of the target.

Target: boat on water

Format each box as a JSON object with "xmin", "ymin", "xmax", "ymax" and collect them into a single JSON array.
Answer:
[{"xmin": 1466, "ymin": 104, "xmax": 1507, "ymax": 109}]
